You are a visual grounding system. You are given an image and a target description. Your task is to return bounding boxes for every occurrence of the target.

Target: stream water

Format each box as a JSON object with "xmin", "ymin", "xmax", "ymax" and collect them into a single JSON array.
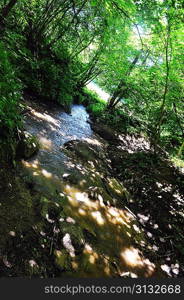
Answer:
[
  {"xmin": 23, "ymin": 102, "xmax": 99, "ymax": 177},
  {"xmin": 18, "ymin": 100, "xmax": 161, "ymax": 278}
]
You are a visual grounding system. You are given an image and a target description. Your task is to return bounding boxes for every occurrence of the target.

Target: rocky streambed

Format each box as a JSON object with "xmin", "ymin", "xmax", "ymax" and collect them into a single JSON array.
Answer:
[{"xmin": 0, "ymin": 99, "xmax": 183, "ymax": 277}]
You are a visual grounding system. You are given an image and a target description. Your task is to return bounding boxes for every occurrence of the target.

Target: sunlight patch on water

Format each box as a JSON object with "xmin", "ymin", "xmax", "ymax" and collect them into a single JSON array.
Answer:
[
  {"xmin": 39, "ymin": 137, "xmax": 53, "ymax": 150},
  {"xmin": 41, "ymin": 169, "xmax": 53, "ymax": 178},
  {"xmin": 32, "ymin": 110, "xmax": 60, "ymax": 128}
]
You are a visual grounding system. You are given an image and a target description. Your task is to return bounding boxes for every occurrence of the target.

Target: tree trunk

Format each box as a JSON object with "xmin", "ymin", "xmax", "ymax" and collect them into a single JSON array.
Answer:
[{"xmin": 107, "ymin": 52, "xmax": 141, "ymax": 110}]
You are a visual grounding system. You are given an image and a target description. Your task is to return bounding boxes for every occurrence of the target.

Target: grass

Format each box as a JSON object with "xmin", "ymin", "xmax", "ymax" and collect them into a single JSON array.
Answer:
[{"xmin": 79, "ymin": 87, "xmax": 106, "ymax": 117}]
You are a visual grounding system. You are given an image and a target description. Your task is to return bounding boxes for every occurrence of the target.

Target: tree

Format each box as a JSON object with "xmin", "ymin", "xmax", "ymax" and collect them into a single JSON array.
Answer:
[{"xmin": 0, "ymin": 0, "xmax": 18, "ymax": 32}]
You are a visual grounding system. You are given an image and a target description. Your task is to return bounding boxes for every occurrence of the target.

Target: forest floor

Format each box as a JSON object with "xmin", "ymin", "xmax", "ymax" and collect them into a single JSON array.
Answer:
[{"xmin": 0, "ymin": 99, "xmax": 184, "ymax": 278}]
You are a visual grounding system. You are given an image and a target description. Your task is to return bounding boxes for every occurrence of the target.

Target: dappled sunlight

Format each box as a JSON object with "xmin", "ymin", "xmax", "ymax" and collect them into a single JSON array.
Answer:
[
  {"xmin": 161, "ymin": 263, "xmax": 180, "ymax": 277},
  {"xmin": 0, "ymin": 0, "xmax": 183, "ymax": 279},
  {"xmin": 62, "ymin": 182, "xmax": 158, "ymax": 277},
  {"xmin": 68, "ymin": 243, "xmax": 115, "ymax": 277},
  {"xmin": 120, "ymin": 247, "xmax": 155, "ymax": 277},
  {"xmin": 83, "ymin": 137, "xmax": 105, "ymax": 147},
  {"xmin": 17, "ymin": 101, "xmax": 173, "ymax": 278},
  {"xmin": 91, "ymin": 211, "xmax": 105, "ymax": 225},
  {"xmin": 23, "ymin": 159, "xmax": 39, "ymax": 169},
  {"xmin": 21, "ymin": 158, "xmax": 65, "ymax": 197},
  {"xmin": 41, "ymin": 169, "xmax": 53, "ymax": 179},
  {"xmin": 21, "ymin": 146, "xmax": 140, "ymax": 273},
  {"xmin": 118, "ymin": 134, "xmax": 151, "ymax": 153},
  {"xmin": 31, "ymin": 109, "xmax": 60, "ymax": 128},
  {"xmin": 39, "ymin": 137, "xmax": 53, "ymax": 151},
  {"xmin": 109, "ymin": 146, "xmax": 184, "ymax": 277}
]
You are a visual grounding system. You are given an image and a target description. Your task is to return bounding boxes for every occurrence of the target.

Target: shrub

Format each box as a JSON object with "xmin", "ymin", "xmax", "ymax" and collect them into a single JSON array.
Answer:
[{"xmin": 0, "ymin": 42, "xmax": 22, "ymax": 138}]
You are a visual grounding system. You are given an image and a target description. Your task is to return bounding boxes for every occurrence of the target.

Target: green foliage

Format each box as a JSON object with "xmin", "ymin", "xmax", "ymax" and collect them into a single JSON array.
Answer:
[
  {"xmin": 73, "ymin": 87, "xmax": 106, "ymax": 117},
  {"xmin": 83, "ymin": 88, "xmax": 106, "ymax": 106},
  {"xmin": 87, "ymin": 102, "xmax": 106, "ymax": 118},
  {"xmin": 95, "ymin": 0, "xmax": 184, "ymax": 155},
  {"xmin": 0, "ymin": 42, "xmax": 22, "ymax": 138},
  {"xmin": 0, "ymin": 0, "xmax": 183, "ymax": 161}
]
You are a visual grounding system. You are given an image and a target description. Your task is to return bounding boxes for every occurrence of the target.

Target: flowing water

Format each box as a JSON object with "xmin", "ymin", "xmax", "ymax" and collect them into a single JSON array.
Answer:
[
  {"xmin": 19, "ymin": 100, "xmax": 162, "ymax": 278},
  {"xmin": 23, "ymin": 102, "xmax": 98, "ymax": 176}
]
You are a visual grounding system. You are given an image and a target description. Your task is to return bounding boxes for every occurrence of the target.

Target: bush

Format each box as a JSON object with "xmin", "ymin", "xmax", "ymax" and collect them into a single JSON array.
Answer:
[
  {"xmin": 75, "ymin": 87, "xmax": 106, "ymax": 117},
  {"xmin": 87, "ymin": 102, "xmax": 106, "ymax": 117},
  {"xmin": 0, "ymin": 42, "xmax": 22, "ymax": 138}
]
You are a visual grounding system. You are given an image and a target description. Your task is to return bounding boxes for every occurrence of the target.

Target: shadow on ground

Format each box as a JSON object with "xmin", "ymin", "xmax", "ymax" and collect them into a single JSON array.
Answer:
[{"xmin": 108, "ymin": 139, "xmax": 184, "ymax": 277}]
